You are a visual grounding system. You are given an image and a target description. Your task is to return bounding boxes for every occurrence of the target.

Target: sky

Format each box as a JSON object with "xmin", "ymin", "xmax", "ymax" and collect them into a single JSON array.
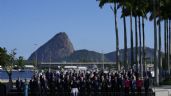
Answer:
[{"xmin": 0, "ymin": 0, "xmax": 163, "ymax": 59}]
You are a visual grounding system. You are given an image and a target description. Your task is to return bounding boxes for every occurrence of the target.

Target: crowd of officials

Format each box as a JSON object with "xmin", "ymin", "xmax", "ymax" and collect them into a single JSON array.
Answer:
[{"xmin": 15, "ymin": 69, "xmax": 153, "ymax": 96}]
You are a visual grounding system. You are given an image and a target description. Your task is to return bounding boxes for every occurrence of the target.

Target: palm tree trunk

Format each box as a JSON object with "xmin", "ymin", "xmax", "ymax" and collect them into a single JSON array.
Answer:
[
  {"xmin": 7, "ymin": 71, "xmax": 13, "ymax": 88},
  {"xmin": 114, "ymin": 2, "xmax": 120, "ymax": 71},
  {"xmin": 8, "ymin": 72, "xmax": 12, "ymax": 83},
  {"xmin": 168, "ymin": 20, "xmax": 170, "ymax": 75},
  {"xmin": 164, "ymin": 20, "xmax": 167, "ymax": 71},
  {"xmin": 166, "ymin": 20, "xmax": 168, "ymax": 72},
  {"xmin": 142, "ymin": 17, "xmax": 146, "ymax": 72},
  {"xmin": 130, "ymin": 9, "xmax": 134, "ymax": 69},
  {"xmin": 158, "ymin": 0, "xmax": 162, "ymax": 83},
  {"xmin": 135, "ymin": 16, "xmax": 138, "ymax": 72},
  {"xmin": 153, "ymin": 0, "xmax": 159, "ymax": 86},
  {"xmin": 158, "ymin": 17, "xmax": 162, "ymax": 83},
  {"xmin": 138, "ymin": 16, "xmax": 143, "ymax": 76},
  {"xmin": 123, "ymin": 8, "xmax": 128, "ymax": 70},
  {"xmin": 169, "ymin": 20, "xmax": 171, "ymax": 75}
]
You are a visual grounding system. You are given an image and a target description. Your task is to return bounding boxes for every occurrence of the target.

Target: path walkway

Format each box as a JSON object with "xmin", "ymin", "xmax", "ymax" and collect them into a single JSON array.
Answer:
[{"xmin": 153, "ymin": 85, "xmax": 171, "ymax": 96}]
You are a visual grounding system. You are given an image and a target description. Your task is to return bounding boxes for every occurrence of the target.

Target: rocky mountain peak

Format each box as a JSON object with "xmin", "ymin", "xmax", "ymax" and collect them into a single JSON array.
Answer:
[{"xmin": 28, "ymin": 32, "xmax": 74, "ymax": 62}]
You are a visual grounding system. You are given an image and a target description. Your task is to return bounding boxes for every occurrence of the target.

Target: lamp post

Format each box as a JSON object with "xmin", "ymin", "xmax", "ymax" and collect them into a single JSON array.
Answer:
[
  {"xmin": 34, "ymin": 44, "xmax": 38, "ymax": 70},
  {"xmin": 49, "ymin": 50, "xmax": 51, "ymax": 72},
  {"xmin": 101, "ymin": 50, "xmax": 104, "ymax": 70}
]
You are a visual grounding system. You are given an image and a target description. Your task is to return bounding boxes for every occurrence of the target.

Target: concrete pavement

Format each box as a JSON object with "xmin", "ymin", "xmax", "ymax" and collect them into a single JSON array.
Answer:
[{"xmin": 153, "ymin": 85, "xmax": 171, "ymax": 96}]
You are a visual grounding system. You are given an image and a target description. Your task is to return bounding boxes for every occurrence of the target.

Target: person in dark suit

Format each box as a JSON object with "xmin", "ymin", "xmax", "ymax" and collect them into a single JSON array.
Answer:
[
  {"xmin": 106, "ymin": 76, "xmax": 112, "ymax": 96},
  {"xmin": 79, "ymin": 77, "xmax": 85, "ymax": 96},
  {"xmin": 93, "ymin": 76, "xmax": 100, "ymax": 96},
  {"xmin": 29, "ymin": 79, "xmax": 33, "ymax": 96},
  {"xmin": 86, "ymin": 78, "xmax": 92, "ymax": 96},
  {"xmin": 16, "ymin": 78, "xmax": 20, "ymax": 91},
  {"xmin": 100, "ymin": 76, "xmax": 107, "ymax": 96},
  {"xmin": 40, "ymin": 75, "xmax": 47, "ymax": 96},
  {"xmin": 144, "ymin": 76, "xmax": 150, "ymax": 96},
  {"xmin": 32, "ymin": 77, "xmax": 40, "ymax": 96},
  {"xmin": 0, "ymin": 82, "xmax": 6, "ymax": 96},
  {"xmin": 64, "ymin": 75, "xmax": 71, "ymax": 96}
]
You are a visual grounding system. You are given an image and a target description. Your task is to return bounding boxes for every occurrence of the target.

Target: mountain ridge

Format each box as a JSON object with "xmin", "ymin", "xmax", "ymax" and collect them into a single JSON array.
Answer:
[{"xmin": 28, "ymin": 32, "xmax": 156, "ymax": 63}]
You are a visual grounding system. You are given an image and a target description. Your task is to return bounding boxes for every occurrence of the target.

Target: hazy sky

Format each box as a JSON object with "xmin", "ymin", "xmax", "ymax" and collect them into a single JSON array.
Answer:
[{"xmin": 0, "ymin": 0, "xmax": 163, "ymax": 59}]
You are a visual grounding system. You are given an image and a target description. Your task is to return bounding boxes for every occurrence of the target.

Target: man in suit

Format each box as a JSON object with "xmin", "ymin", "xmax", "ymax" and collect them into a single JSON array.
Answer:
[{"xmin": 144, "ymin": 76, "xmax": 150, "ymax": 96}]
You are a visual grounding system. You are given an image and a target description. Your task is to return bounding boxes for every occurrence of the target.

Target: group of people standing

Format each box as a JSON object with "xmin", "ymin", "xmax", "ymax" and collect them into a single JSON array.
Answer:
[{"xmin": 16, "ymin": 69, "xmax": 153, "ymax": 96}]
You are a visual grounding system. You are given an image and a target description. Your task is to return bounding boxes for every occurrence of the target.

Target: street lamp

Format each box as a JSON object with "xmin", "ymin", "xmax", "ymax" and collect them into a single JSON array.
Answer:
[
  {"xmin": 34, "ymin": 44, "xmax": 38, "ymax": 70},
  {"xmin": 49, "ymin": 50, "xmax": 52, "ymax": 72},
  {"xmin": 101, "ymin": 50, "xmax": 104, "ymax": 70}
]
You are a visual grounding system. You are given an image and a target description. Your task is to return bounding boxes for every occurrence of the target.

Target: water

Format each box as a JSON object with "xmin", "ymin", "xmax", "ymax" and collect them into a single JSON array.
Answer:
[{"xmin": 0, "ymin": 70, "xmax": 34, "ymax": 80}]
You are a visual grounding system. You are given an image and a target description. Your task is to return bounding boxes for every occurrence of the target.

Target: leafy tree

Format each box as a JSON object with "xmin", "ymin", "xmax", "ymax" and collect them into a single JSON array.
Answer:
[
  {"xmin": 16, "ymin": 56, "xmax": 25, "ymax": 69},
  {"xmin": 0, "ymin": 47, "xmax": 9, "ymax": 67},
  {"xmin": 0, "ymin": 47, "xmax": 16, "ymax": 86}
]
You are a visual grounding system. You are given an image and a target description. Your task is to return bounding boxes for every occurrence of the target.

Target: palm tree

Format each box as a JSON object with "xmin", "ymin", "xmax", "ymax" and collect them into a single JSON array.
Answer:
[
  {"xmin": 137, "ymin": 0, "xmax": 148, "ymax": 77},
  {"xmin": 99, "ymin": 0, "xmax": 120, "ymax": 70},
  {"xmin": 113, "ymin": 0, "xmax": 120, "ymax": 70},
  {"xmin": 167, "ymin": 0, "xmax": 171, "ymax": 75},
  {"xmin": 140, "ymin": 0, "xmax": 149, "ymax": 75},
  {"xmin": 128, "ymin": 0, "xmax": 134, "ymax": 70},
  {"xmin": 119, "ymin": 0, "xmax": 128, "ymax": 70},
  {"xmin": 118, "ymin": 0, "xmax": 128, "ymax": 70},
  {"xmin": 159, "ymin": 0, "xmax": 171, "ymax": 75},
  {"xmin": 167, "ymin": 0, "xmax": 171, "ymax": 76},
  {"xmin": 134, "ymin": 12, "xmax": 138, "ymax": 72},
  {"xmin": 132, "ymin": 0, "xmax": 148, "ymax": 75},
  {"xmin": 132, "ymin": 0, "xmax": 143, "ymax": 73},
  {"xmin": 126, "ymin": 0, "xmax": 134, "ymax": 69},
  {"xmin": 153, "ymin": 0, "xmax": 159, "ymax": 85},
  {"xmin": 141, "ymin": 0, "xmax": 149, "ymax": 73},
  {"xmin": 158, "ymin": 0, "xmax": 162, "ymax": 82},
  {"xmin": 138, "ymin": 16, "xmax": 142, "ymax": 75},
  {"xmin": 166, "ymin": 20, "xmax": 169, "ymax": 75},
  {"xmin": 148, "ymin": 0, "xmax": 160, "ymax": 85},
  {"xmin": 169, "ymin": 19, "xmax": 171, "ymax": 75},
  {"xmin": 160, "ymin": 0, "xmax": 171, "ymax": 79}
]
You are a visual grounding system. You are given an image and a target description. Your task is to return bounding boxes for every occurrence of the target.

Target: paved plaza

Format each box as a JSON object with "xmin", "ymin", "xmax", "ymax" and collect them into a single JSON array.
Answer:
[{"xmin": 153, "ymin": 86, "xmax": 171, "ymax": 96}]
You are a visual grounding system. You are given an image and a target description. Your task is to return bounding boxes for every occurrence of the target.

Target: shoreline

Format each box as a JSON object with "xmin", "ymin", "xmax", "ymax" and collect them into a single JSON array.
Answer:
[{"xmin": 0, "ymin": 79, "xmax": 31, "ymax": 83}]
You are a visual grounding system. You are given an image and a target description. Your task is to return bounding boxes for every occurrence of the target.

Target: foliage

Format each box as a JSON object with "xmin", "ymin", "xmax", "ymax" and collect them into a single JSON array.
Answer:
[
  {"xmin": 16, "ymin": 56, "xmax": 25, "ymax": 69},
  {"xmin": 0, "ymin": 47, "xmax": 16, "ymax": 73},
  {"xmin": 160, "ymin": 78, "xmax": 171, "ymax": 85},
  {"xmin": 98, "ymin": 0, "xmax": 171, "ymax": 20},
  {"xmin": 0, "ymin": 47, "xmax": 25, "ymax": 84},
  {"xmin": 0, "ymin": 47, "xmax": 16, "ymax": 84},
  {"xmin": 0, "ymin": 47, "xmax": 9, "ymax": 67}
]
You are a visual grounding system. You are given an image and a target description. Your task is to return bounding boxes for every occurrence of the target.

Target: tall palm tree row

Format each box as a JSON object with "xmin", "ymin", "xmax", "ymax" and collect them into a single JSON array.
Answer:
[{"xmin": 98, "ymin": 0, "xmax": 171, "ymax": 85}]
